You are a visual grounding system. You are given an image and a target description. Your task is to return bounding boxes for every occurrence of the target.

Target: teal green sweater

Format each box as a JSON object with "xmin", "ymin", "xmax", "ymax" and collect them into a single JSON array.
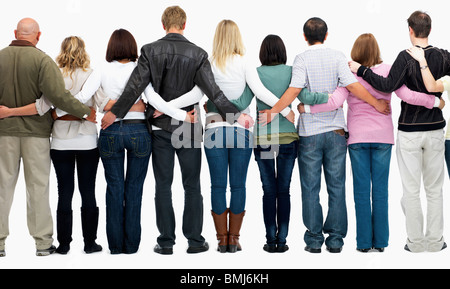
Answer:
[{"xmin": 207, "ymin": 64, "xmax": 328, "ymax": 142}]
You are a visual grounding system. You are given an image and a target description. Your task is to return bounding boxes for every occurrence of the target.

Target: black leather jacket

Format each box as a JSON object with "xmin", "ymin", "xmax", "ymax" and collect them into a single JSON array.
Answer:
[
  {"xmin": 357, "ymin": 45, "xmax": 450, "ymax": 132},
  {"xmin": 111, "ymin": 33, "xmax": 240, "ymax": 141}
]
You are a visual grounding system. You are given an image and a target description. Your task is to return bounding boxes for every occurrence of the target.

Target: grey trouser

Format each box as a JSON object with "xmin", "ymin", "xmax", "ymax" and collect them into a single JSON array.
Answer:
[
  {"xmin": 397, "ymin": 130, "xmax": 445, "ymax": 252},
  {"xmin": 0, "ymin": 136, "xmax": 53, "ymax": 250}
]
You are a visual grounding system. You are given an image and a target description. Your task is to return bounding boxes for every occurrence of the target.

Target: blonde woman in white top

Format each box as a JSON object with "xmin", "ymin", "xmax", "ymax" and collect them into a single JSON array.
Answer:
[{"xmin": 205, "ymin": 19, "xmax": 295, "ymax": 253}]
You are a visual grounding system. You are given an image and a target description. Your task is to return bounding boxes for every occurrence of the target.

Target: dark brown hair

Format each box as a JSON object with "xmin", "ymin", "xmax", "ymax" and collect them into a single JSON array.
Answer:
[
  {"xmin": 105, "ymin": 29, "xmax": 138, "ymax": 63},
  {"xmin": 259, "ymin": 34, "xmax": 287, "ymax": 66},
  {"xmin": 351, "ymin": 33, "xmax": 382, "ymax": 68},
  {"xmin": 303, "ymin": 17, "xmax": 328, "ymax": 45},
  {"xmin": 407, "ymin": 11, "xmax": 432, "ymax": 38}
]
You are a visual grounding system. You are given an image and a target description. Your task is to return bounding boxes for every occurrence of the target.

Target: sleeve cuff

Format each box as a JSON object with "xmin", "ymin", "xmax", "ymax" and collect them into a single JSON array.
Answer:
[
  {"xmin": 304, "ymin": 104, "xmax": 311, "ymax": 113},
  {"xmin": 357, "ymin": 65, "xmax": 368, "ymax": 77},
  {"xmin": 434, "ymin": 97, "xmax": 441, "ymax": 108}
]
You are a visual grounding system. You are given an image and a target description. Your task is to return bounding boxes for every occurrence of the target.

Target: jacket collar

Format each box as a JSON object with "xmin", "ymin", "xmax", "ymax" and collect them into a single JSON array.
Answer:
[
  {"xmin": 162, "ymin": 33, "xmax": 189, "ymax": 42},
  {"xmin": 9, "ymin": 40, "xmax": 36, "ymax": 48}
]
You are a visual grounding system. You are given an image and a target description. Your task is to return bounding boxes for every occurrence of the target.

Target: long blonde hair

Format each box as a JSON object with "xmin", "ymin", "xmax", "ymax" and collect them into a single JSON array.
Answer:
[
  {"xmin": 55, "ymin": 36, "xmax": 90, "ymax": 78},
  {"xmin": 211, "ymin": 20, "xmax": 245, "ymax": 72}
]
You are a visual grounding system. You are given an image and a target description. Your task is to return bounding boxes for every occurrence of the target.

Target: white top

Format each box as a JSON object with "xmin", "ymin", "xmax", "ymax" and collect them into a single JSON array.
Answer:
[
  {"xmin": 84, "ymin": 61, "xmax": 204, "ymax": 132},
  {"xmin": 207, "ymin": 54, "xmax": 292, "ymax": 130},
  {"xmin": 37, "ymin": 61, "xmax": 206, "ymax": 146},
  {"xmin": 73, "ymin": 61, "xmax": 145, "ymax": 121},
  {"xmin": 36, "ymin": 68, "xmax": 98, "ymax": 150}
]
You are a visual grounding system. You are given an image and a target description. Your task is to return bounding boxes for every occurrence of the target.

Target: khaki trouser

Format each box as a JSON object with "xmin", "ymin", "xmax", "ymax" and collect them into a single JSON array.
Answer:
[
  {"xmin": 396, "ymin": 129, "xmax": 445, "ymax": 252},
  {"xmin": 0, "ymin": 136, "xmax": 53, "ymax": 250}
]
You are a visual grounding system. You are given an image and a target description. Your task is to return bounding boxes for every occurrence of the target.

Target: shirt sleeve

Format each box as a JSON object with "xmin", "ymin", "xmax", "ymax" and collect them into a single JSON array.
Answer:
[
  {"xmin": 245, "ymin": 66, "xmax": 291, "ymax": 117},
  {"xmin": 35, "ymin": 96, "xmax": 52, "ymax": 116},
  {"xmin": 298, "ymin": 88, "xmax": 329, "ymax": 105},
  {"xmin": 337, "ymin": 52, "xmax": 357, "ymax": 87},
  {"xmin": 144, "ymin": 82, "xmax": 188, "ymax": 122},
  {"xmin": 394, "ymin": 85, "xmax": 436, "ymax": 109},
  {"xmin": 358, "ymin": 51, "xmax": 407, "ymax": 93},
  {"xmin": 168, "ymin": 86, "xmax": 204, "ymax": 108},
  {"xmin": 289, "ymin": 55, "xmax": 307, "ymax": 89},
  {"xmin": 440, "ymin": 75, "xmax": 450, "ymax": 92},
  {"xmin": 308, "ymin": 87, "xmax": 349, "ymax": 113}
]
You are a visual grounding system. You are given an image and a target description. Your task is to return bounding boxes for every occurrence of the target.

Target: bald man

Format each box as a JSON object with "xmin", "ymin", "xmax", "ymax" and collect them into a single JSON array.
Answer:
[{"xmin": 0, "ymin": 18, "xmax": 95, "ymax": 257}]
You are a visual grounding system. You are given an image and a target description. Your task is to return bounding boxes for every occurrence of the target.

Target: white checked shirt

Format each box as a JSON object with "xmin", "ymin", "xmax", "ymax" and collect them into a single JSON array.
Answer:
[{"xmin": 290, "ymin": 44, "xmax": 357, "ymax": 136}]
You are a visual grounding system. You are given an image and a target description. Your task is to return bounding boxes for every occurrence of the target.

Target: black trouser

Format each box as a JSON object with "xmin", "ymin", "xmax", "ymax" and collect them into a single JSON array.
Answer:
[
  {"xmin": 151, "ymin": 130, "xmax": 205, "ymax": 248},
  {"xmin": 50, "ymin": 148, "xmax": 100, "ymax": 211},
  {"xmin": 50, "ymin": 148, "xmax": 100, "ymax": 246}
]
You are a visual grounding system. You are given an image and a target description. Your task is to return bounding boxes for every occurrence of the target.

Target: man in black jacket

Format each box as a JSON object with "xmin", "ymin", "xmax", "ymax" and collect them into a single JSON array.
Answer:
[
  {"xmin": 101, "ymin": 6, "xmax": 253, "ymax": 255},
  {"xmin": 350, "ymin": 11, "xmax": 450, "ymax": 253}
]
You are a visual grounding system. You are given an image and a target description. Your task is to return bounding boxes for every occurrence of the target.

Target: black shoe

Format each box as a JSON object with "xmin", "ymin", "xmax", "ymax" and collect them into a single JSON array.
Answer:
[
  {"xmin": 356, "ymin": 248, "xmax": 371, "ymax": 253},
  {"xmin": 154, "ymin": 244, "xmax": 173, "ymax": 255},
  {"xmin": 442, "ymin": 242, "xmax": 447, "ymax": 251},
  {"xmin": 36, "ymin": 245, "xmax": 56, "ymax": 256},
  {"xmin": 305, "ymin": 246, "xmax": 321, "ymax": 253},
  {"xmin": 263, "ymin": 244, "xmax": 276, "ymax": 253},
  {"xmin": 373, "ymin": 247, "xmax": 385, "ymax": 252},
  {"xmin": 187, "ymin": 242, "xmax": 209, "ymax": 254},
  {"xmin": 276, "ymin": 244, "xmax": 289, "ymax": 253},
  {"xmin": 56, "ymin": 244, "xmax": 70, "ymax": 254},
  {"xmin": 404, "ymin": 244, "xmax": 411, "ymax": 252},
  {"xmin": 326, "ymin": 247, "xmax": 342, "ymax": 253},
  {"xmin": 84, "ymin": 242, "xmax": 102, "ymax": 254}
]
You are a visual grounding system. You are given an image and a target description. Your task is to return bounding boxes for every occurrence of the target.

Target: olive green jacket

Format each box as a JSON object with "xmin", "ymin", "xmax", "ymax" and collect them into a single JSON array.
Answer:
[{"xmin": 0, "ymin": 40, "xmax": 91, "ymax": 138}]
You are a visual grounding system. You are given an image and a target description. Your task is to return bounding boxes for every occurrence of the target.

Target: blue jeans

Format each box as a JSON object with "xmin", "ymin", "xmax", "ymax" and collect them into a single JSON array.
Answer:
[
  {"xmin": 254, "ymin": 140, "xmax": 298, "ymax": 246},
  {"xmin": 298, "ymin": 130, "xmax": 347, "ymax": 249},
  {"xmin": 98, "ymin": 121, "xmax": 151, "ymax": 254},
  {"xmin": 204, "ymin": 127, "xmax": 253, "ymax": 215},
  {"xmin": 348, "ymin": 143, "xmax": 392, "ymax": 249}
]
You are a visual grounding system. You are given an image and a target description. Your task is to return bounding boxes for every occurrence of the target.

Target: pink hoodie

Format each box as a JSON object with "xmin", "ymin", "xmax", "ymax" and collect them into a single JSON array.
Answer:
[{"xmin": 309, "ymin": 63, "xmax": 436, "ymax": 145}]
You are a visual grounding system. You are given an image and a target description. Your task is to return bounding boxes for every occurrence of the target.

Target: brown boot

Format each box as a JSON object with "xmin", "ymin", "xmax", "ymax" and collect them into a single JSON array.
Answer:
[
  {"xmin": 211, "ymin": 209, "xmax": 228, "ymax": 253},
  {"xmin": 228, "ymin": 210, "xmax": 245, "ymax": 253}
]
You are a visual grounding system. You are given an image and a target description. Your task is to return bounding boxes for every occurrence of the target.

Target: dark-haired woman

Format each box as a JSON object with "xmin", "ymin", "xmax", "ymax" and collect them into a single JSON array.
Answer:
[
  {"xmin": 72, "ymin": 29, "xmax": 150, "ymax": 254},
  {"xmin": 77, "ymin": 29, "xmax": 200, "ymax": 254}
]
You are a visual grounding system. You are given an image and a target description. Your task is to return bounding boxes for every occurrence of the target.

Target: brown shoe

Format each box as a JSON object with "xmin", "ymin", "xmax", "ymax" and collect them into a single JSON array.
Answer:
[
  {"xmin": 211, "ymin": 209, "xmax": 229, "ymax": 253},
  {"xmin": 228, "ymin": 210, "xmax": 245, "ymax": 253}
]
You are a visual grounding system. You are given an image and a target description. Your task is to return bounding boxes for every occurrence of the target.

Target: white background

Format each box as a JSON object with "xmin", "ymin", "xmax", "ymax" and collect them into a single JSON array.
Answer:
[{"xmin": 1, "ymin": 0, "xmax": 450, "ymax": 269}]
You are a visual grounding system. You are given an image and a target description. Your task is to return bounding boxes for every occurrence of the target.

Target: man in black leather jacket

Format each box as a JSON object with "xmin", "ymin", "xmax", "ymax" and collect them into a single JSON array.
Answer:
[
  {"xmin": 350, "ymin": 11, "xmax": 450, "ymax": 253},
  {"xmin": 101, "ymin": 6, "xmax": 253, "ymax": 255}
]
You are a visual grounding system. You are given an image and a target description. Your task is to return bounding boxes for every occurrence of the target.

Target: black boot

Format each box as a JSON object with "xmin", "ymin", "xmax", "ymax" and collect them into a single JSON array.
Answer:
[
  {"xmin": 56, "ymin": 210, "xmax": 72, "ymax": 254},
  {"xmin": 81, "ymin": 207, "xmax": 102, "ymax": 254}
]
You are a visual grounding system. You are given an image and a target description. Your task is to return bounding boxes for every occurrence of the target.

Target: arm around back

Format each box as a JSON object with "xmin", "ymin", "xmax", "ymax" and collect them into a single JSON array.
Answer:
[
  {"xmin": 193, "ymin": 56, "xmax": 240, "ymax": 123},
  {"xmin": 111, "ymin": 51, "xmax": 152, "ymax": 119},
  {"xmin": 38, "ymin": 56, "xmax": 90, "ymax": 119}
]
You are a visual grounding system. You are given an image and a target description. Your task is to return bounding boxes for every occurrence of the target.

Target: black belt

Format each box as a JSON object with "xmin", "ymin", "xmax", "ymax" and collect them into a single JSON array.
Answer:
[{"xmin": 117, "ymin": 119, "xmax": 146, "ymax": 125}]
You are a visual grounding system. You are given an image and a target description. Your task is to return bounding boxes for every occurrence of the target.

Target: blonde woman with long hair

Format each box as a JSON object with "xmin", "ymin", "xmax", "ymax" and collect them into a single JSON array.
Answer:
[
  {"xmin": 204, "ymin": 20, "xmax": 295, "ymax": 253},
  {"xmin": 0, "ymin": 36, "xmax": 111, "ymax": 254}
]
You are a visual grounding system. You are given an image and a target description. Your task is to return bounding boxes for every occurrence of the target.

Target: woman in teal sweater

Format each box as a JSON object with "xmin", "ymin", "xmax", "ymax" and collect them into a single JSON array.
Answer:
[{"xmin": 207, "ymin": 34, "xmax": 327, "ymax": 252}]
